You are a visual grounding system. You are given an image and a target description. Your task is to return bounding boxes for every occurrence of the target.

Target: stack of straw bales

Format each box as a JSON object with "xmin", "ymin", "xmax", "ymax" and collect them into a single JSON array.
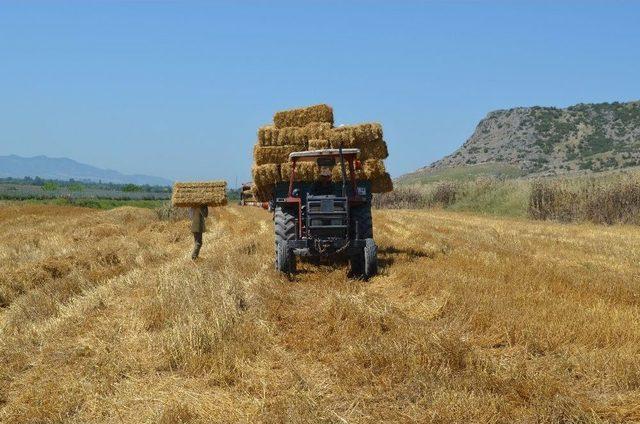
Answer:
[
  {"xmin": 171, "ymin": 181, "xmax": 228, "ymax": 207},
  {"xmin": 252, "ymin": 104, "xmax": 393, "ymax": 201}
]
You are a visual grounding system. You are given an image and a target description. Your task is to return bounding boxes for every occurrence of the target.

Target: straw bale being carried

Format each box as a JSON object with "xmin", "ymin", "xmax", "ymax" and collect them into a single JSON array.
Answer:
[
  {"xmin": 254, "ymin": 145, "xmax": 301, "ymax": 166},
  {"xmin": 252, "ymin": 164, "xmax": 282, "ymax": 186},
  {"xmin": 257, "ymin": 123, "xmax": 331, "ymax": 147},
  {"xmin": 172, "ymin": 181, "xmax": 227, "ymax": 207},
  {"xmin": 281, "ymin": 162, "xmax": 319, "ymax": 182},
  {"xmin": 308, "ymin": 139, "xmax": 331, "ymax": 150},
  {"xmin": 371, "ymin": 173, "xmax": 394, "ymax": 193},
  {"xmin": 360, "ymin": 139, "xmax": 389, "ymax": 160},
  {"xmin": 251, "ymin": 185, "xmax": 274, "ymax": 203},
  {"xmin": 330, "ymin": 161, "xmax": 364, "ymax": 181},
  {"xmin": 328, "ymin": 123, "xmax": 383, "ymax": 148},
  {"xmin": 273, "ymin": 104, "xmax": 334, "ymax": 129},
  {"xmin": 362, "ymin": 159, "xmax": 387, "ymax": 180}
]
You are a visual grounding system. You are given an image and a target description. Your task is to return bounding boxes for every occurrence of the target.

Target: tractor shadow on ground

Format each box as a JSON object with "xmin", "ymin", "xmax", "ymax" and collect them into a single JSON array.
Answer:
[{"xmin": 377, "ymin": 246, "xmax": 437, "ymax": 267}]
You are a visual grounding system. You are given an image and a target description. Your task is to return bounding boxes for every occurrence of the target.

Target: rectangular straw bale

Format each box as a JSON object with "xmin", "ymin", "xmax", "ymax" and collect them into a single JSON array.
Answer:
[
  {"xmin": 362, "ymin": 159, "xmax": 387, "ymax": 180},
  {"xmin": 273, "ymin": 104, "xmax": 334, "ymax": 129},
  {"xmin": 328, "ymin": 123, "xmax": 383, "ymax": 148},
  {"xmin": 254, "ymin": 145, "xmax": 302, "ymax": 166},
  {"xmin": 252, "ymin": 185, "xmax": 274, "ymax": 202},
  {"xmin": 257, "ymin": 125, "xmax": 278, "ymax": 147},
  {"xmin": 252, "ymin": 163, "xmax": 282, "ymax": 186},
  {"xmin": 257, "ymin": 123, "xmax": 331, "ymax": 147},
  {"xmin": 308, "ymin": 139, "xmax": 332, "ymax": 150},
  {"xmin": 332, "ymin": 164, "xmax": 365, "ymax": 181},
  {"xmin": 371, "ymin": 173, "xmax": 394, "ymax": 193},
  {"xmin": 172, "ymin": 181, "xmax": 227, "ymax": 207},
  {"xmin": 281, "ymin": 162, "xmax": 319, "ymax": 182},
  {"xmin": 360, "ymin": 139, "xmax": 389, "ymax": 160}
]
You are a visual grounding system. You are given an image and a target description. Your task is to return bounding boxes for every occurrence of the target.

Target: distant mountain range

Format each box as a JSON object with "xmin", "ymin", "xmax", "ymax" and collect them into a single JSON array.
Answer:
[
  {"xmin": 0, "ymin": 155, "xmax": 172, "ymax": 186},
  {"xmin": 401, "ymin": 100, "xmax": 640, "ymax": 183}
]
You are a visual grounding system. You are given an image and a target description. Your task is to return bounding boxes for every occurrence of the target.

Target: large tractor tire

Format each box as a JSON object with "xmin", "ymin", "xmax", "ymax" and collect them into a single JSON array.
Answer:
[
  {"xmin": 350, "ymin": 206, "xmax": 373, "ymax": 239},
  {"xmin": 363, "ymin": 238, "xmax": 378, "ymax": 278},
  {"xmin": 350, "ymin": 238, "xmax": 378, "ymax": 280},
  {"xmin": 275, "ymin": 206, "xmax": 296, "ymax": 274},
  {"xmin": 276, "ymin": 241, "xmax": 296, "ymax": 274}
]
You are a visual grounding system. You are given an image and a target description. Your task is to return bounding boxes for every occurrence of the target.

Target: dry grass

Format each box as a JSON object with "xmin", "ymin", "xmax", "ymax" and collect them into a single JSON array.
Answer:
[
  {"xmin": 529, "ymin": 175, "xmax": 640, "ymax": 224},
  {"xmin": 1, "ymin": 204, "xmax": 640, "ymax": 422}
]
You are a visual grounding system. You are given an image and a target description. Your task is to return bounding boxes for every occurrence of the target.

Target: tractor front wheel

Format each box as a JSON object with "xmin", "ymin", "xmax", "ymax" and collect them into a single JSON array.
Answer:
[
  {"xmin": 350, "ymin": 238, "xmax": 378, "ymax": 280},
  {"xmin": 276, "ymin": 242, "xmax": 296, "ymax": 274},
  {"xmin": 363, "ymin": 238, "xmax": 378, "ymax": 278},
  {"xmin": 274, "ymin": 206, "xmax": 297, "ymax": 274}
]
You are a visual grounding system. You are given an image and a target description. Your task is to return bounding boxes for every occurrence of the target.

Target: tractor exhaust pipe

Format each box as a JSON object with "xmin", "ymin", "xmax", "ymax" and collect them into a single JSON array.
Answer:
[{"xmin": 338, "ymin": 143, "xmax": 347, "ymax": 197}]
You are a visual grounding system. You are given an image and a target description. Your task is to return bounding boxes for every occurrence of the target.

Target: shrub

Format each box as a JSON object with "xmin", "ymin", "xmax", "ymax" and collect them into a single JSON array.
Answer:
[
  {"xmin": 42, "ymin": 182, "xmax": 58, "ymax": 191},
  {"xmin": 432, "ymin": 182, "xmax": 458, "ymax": 206},
  {"xmin": 528, "ymin": 174, "xmax": 640, "ymax": 224},
  {"xmin": 528, "ymin": 180, "xmax": 579, "ymax": 222}
]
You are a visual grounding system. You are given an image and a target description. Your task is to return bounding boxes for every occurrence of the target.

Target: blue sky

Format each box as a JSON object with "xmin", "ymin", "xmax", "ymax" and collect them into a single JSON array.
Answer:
[{"xmin": 1, "ymin": 1, "xmax": 638, "ymax": 185}]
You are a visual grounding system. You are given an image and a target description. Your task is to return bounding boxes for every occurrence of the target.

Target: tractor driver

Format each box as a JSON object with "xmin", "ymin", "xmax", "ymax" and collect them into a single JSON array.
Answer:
[{"xmin": 310, "ymin": 157, "xmax": 336, "ymax": 196}]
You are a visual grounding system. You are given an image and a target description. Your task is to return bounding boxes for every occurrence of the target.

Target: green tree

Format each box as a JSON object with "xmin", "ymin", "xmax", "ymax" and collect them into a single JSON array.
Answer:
[
  {"xmin": 122, "ymin": 183, "xmax": 141, "ymax": 192},
  {"xmin": 42, "ymin": 181, "xmax": 58, "ymax": 191}
]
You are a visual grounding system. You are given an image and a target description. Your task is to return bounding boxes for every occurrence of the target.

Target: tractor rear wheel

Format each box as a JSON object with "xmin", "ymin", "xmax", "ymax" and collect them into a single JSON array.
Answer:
[
  {"xmin": 350, "ymin": 206, "xmax": 373, "ymax": 239},
  {"xmin": 275, "ymin": 206, "xmax": 296, "ymax": 274},
  {"xmin": 350, "ymin": 238, "xmax": 378, "ymax": 280}
]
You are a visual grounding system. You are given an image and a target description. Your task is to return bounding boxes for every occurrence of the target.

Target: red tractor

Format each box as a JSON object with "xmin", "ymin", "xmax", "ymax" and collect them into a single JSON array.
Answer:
[{"xmin": 273, "ymin": 148, "xmax": 378, "ymax": 279}]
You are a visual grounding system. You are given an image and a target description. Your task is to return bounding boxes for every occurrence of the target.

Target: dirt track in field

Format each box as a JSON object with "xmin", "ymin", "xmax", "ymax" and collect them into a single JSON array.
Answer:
[{"xmin": 1, "ymin": 204, "xmax": 640, "ymax": 423}]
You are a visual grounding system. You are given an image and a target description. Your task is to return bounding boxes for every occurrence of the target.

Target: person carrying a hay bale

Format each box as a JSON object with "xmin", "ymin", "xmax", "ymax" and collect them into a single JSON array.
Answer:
[
  {"xmin": 189, "ymin": 206, "xmax": 208, "ymax": 260},
  {"xmin": 171, "ymin": 181, "xmax": 227, "ymax": 260}
]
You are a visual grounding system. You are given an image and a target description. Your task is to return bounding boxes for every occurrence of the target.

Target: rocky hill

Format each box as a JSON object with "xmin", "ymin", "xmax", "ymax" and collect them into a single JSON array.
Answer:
[{"xmin": 410, "ymin": 101, "xmax": 640, "ymax": 180}]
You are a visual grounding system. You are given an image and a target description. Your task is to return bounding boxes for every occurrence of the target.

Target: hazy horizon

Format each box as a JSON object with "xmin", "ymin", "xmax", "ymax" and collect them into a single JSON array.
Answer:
[{"xmin": 1, "ymin": 1, "xmax": 639, "ymax": 184}]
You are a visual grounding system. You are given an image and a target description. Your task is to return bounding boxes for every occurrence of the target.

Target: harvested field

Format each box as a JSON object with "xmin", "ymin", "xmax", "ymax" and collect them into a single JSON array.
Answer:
[
  {"xmin": 1, "ymin": 204, "xmax": 639, "ymax": 422},
  {"xmin": 273, "ymin": 104, "xmax": 334, "ymax": 129},
  {"xmin": 171, "ymin": 181, "xmax": 227, "ymax": 207}
]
